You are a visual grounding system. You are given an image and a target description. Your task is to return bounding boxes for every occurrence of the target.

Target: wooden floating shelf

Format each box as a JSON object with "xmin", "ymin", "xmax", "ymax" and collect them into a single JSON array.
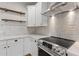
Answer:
[
  {"xmin": 0, "ymin": 7, "xmax": 25, "ymax": 15},
  {"xmin": 2, "ymin": 19, "xmax": 26, "ymax": 22}
]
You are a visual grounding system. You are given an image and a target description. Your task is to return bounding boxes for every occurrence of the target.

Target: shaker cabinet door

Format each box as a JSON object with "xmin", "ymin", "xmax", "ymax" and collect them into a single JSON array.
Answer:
[
  {"xmin": 7, "ymin": 44, "xmax": 23, "ymax": 56},
  {"xmin": 30, "ymin": 39, "xmax": 38, "ymax": 56},
  {"xmin": 23, "ymin": 37, "xmax": 38, "ymax": 56},
  {"xmin": 0, "ymin": 41, "xmax": 6, "ymax": 56},
  {"xmin": 35, "ymin": 2, "xmax": 42, "ymax": 26},
  {"xmin": 27, "ymin": 6, "xmax": 36, "ymax": 26},
  {"xmin": 7, "ymin": 39, "xmax": 23, "ymax": 56},
  {"xmin": 23, "ymin": 37, "xmax": 32, "ymax": 55}
]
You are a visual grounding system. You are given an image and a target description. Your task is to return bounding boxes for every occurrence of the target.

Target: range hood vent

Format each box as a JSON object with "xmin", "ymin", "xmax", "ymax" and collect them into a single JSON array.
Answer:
[
  {"xmin": 42, "ymin": 2, "xmax": 76, "ymax": 17},
  {"xmin": 49, "ymin": 2, "xmax": 67, "ymax": 11}
]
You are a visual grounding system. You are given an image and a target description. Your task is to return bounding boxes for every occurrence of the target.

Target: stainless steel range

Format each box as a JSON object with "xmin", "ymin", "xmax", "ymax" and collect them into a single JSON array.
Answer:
[{"xmin": 38, "ymin": 36, "xmax": 75, "ymax": 56}]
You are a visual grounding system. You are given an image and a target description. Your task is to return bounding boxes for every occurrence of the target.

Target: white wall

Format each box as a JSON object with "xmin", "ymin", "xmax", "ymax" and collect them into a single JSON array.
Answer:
[
  {"xmin": 0, "ymin": 2, "xmax": 26, "ymax": 12},
  {"xmin": 0, "ymin": 2, "xmax": 35, "ymax": 37},
  {"xmin": 35, "ymin": 10, "xmax": 79, "ymax": 41}
]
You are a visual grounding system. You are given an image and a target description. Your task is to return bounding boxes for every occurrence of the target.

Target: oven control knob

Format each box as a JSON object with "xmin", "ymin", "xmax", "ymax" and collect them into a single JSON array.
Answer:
[
  {"xmin": 57, "ymin": 50, "xmax": 60, "ymax": 52},
  {"xmin": 53, "ymin": 48, "xmax": 56, "ymax": 51},
  {"xmin": 60, "ymin": 52, "xmax": 64, "ymax": 55},
  {"xmin": 55, "ymin": 49, "xmax": 60, "ymax": 52},
  {"xmin": 59, "ymin": 51, "xmax": 64, "ymax": 55}
]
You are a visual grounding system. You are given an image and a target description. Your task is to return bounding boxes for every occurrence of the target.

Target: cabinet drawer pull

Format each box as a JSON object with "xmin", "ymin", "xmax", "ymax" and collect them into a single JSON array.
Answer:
[
  {"xmin": 8, "ymin": 46, "xmax": 10, "ymax": 48},
  {"xmin": 14, "ymin": 40, "xmax": 18, "ymax": 42},
  {"xmin": 4, "ymin": 47, "xmax": 6, "ymax": 48}
]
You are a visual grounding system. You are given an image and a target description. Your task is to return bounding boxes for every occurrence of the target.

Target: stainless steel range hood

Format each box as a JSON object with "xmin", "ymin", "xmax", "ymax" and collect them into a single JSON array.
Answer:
[{"xmin": 41, "ymin": 2, "xmax": 76, "ymax": 17}]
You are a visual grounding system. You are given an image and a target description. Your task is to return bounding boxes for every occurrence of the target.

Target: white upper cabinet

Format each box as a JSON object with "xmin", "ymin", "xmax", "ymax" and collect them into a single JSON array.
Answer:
[
  {"xmin": 35, "ymin": 2, "xmax": 42, "ymax": 26},
  {"xmin": 27, "ymin": 2, "xmax": 48, "ymax": 27},
  {"xmin": 27, "ymin": 5, "xmax": 36, "ymax": 26}
]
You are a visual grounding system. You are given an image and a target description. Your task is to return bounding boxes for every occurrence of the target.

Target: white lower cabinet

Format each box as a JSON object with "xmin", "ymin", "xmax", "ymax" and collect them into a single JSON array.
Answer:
[
  {"xmin": 30, "ymin": 39, "xmax": 38, "ymax": 56},
  {"xmin": 0, "ymin": 41, "xmax": 7, "ymax": 56},
  {"xmin": 7, "ymin": 39, "xmax": 23, "ymax": 56},
  {"xmin": 0, "ymin": 39, "xmax": 23, "ymax": 56},
  {"xmin": 23, "ymin": 37, "xmax": 38, "ymax": 56},
  {"xmin": 0, "ymin": 37, "xmax": 38, "ymax": 56},
  {"xmin": 27, "ymin": 5, "xmax": 36, "ymax": 26}
]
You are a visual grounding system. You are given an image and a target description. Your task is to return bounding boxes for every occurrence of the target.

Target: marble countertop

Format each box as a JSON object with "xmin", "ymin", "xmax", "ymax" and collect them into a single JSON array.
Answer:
[
  {"xmin": 0, "ymin": 34, "xmax": 48, "ymax": 41},
  {"xmin": 1, "ymin": 34, "xmax": 79, "ymax": 56},
  {"xmin": 67, "ymin": 42, "xmax": 79, "ymax": 56}
]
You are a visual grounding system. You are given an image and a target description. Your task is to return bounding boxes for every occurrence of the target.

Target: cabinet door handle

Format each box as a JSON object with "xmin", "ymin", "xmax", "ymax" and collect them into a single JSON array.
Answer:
[
  {"xmin": 4, "ymin": 47, "xmax": 6, "ymax": 48},
  {"xmin": 35, "ymin": 40, "xmax": 36, "ymax": 42},
  {"xmin": 8, "ymin": 46, "xmax": 10, "ymax": 48},
  {"xmin": 14, "ymin": 40, "xmax": 18, "ymax": 42}
]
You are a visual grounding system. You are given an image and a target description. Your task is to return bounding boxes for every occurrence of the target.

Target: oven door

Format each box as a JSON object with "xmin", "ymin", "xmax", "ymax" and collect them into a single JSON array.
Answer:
[{"xmin": 38, "ymin": 47, "xmax": 51, "ymax": 56}]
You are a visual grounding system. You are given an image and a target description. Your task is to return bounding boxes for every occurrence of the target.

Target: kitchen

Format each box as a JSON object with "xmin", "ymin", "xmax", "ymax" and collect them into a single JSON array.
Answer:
[{"xmin": 0, "ymin": 2, "xmax": 79, "ymax": 56}]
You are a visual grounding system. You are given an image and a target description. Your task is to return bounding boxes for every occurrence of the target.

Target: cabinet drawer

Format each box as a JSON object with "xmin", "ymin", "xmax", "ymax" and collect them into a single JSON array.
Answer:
[
  {"xmin": 0, "ymin": 41, "xmax": 6, "ymax": 46},
  {"xmin": 7, "ymin": 39, "xmax": 23, "ymax": 46}
]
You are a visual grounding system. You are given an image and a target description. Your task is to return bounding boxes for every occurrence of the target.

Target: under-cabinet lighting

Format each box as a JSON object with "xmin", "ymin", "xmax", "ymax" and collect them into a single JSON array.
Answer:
[
  {"xmin": 52, "ymin": 15, "xmax": 55, "ymax": 19},
  {"xmin": 48, "ymin": 8, "xmax": 50, "ymax": 11},
  {"xmin": 68, "ymin": 11, "xmax": 75, "ymax": 16},
  {"xmin": 67, "ymin": 11, "xmax": 75, "ymax": 25},
  {"xmin": 49, "ymin": 15, "xmax": 56, "ymax": 35}
]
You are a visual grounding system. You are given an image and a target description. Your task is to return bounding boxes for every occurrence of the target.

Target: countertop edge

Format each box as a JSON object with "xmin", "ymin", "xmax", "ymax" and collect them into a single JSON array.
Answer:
[{"xmin": 0, "ymin": 34, "xmax": 48, "ymax": 41}]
